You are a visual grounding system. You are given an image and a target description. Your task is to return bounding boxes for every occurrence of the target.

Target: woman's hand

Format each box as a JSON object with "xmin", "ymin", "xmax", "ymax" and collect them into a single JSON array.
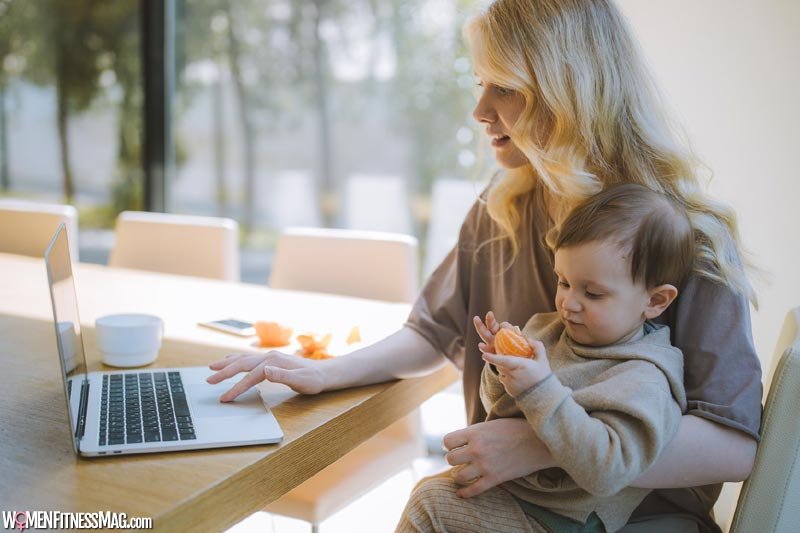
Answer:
[
  {"xmin": 442, "ymin": 417, "xmax": 556, "ymax": 498},
  {"xmin": 206, "ymin": 351, "xmax": 327, "ymax": 401}
]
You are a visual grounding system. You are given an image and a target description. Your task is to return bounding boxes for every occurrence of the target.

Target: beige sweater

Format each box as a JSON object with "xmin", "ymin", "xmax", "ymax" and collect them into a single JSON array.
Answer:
[{"xmin": 480, "ymin": 312, "xmax": 687, "ymax": 532}]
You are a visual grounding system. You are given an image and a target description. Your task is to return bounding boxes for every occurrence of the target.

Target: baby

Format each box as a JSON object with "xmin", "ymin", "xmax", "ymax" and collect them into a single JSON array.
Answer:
[{"xmin": 473, "ymin": 183, "xmax": 694, "ymax": 532}]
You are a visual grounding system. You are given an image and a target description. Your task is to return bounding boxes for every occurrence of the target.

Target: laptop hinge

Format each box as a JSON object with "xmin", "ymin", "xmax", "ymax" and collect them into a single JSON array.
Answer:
[{"xmin": 76, "ymin": 379, "xmax": 89, "ymax": 440}]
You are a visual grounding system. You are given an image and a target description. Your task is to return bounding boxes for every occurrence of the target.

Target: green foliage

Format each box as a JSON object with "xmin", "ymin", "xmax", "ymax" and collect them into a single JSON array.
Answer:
[{"xmin": 3, "ymin": 0, "xmax": 483, "ymax": 229}]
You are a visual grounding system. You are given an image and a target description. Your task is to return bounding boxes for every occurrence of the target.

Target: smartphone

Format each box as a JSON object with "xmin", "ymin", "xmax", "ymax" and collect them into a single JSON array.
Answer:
[{"xmin": 198, "ymin": 318, "xmax": 256, "ymax": 337}]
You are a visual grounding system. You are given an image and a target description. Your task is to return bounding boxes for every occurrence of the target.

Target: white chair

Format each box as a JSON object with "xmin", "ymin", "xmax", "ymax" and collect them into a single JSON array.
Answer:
[
  {"xmin": 0, "ymin": 199, "xmax": 79, "ymax": 262},
  {"xmin": 266, "ymin": 226, "xmax": 426, "ymax": 531},
  {"xmin": 729, "ymin": 306, "xmax": 800, "ymax": 532},
  {"xmin": 343, "ymin": 174, "xmax": 413, "ymax": 235},
  {"xmin": 423, "ymin": 178, "xmax": 483, "ymax": 277},
  {"xmin": 108, "ymin": 211, "xmax": 240, "ymax": 281},
  {"xmin": 269, "ymin": 227, "xmax": 419, "ymax": 303}
]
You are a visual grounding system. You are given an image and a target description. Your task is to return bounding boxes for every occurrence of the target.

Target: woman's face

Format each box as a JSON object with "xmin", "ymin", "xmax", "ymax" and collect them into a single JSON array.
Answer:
[{"xmin": 473, "ymin": 78, "xmax": 530, "ymax": 169}]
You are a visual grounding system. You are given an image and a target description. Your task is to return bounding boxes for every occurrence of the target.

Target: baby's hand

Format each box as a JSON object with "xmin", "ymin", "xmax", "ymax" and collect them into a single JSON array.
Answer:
[
  {"xmin": 473, "ymin": 311, "xmax": 515, "ymax": 355},
  {"xmin": 482, "ymin": 339, "xmax": 551, "ymax": 398}
]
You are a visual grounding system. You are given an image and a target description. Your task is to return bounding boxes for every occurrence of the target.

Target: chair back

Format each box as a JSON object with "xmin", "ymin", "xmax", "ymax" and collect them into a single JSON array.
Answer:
[
  {"xmin": 109, "ymin": 211, "xmax": 240, "ymax": 281},
  {"xmin": 269, "ymin": 227, "xmax": 418, "ymax": 303},
  {"xmin": 730, "ymin": 307, "xmax": 800, "ymax": 532},
  {"xmin": 0, "ymin": 199, "xmax": 79, "ymax": 262}
]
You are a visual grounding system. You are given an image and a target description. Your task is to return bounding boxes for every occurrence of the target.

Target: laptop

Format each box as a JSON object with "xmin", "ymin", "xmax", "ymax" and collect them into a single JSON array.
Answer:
[{"xmin": 45, "ymin": 223, "xmax": 283, "ymax": 457}]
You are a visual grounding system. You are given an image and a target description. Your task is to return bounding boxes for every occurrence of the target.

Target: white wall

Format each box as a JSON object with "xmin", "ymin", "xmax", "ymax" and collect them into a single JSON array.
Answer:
[
  {"xmin": 617, "ymin": 0, "xmax": 799, "ymax": 371},
  {"xmin": 616, "ymin": 1, "xmax": 800, "ymax": 528}
]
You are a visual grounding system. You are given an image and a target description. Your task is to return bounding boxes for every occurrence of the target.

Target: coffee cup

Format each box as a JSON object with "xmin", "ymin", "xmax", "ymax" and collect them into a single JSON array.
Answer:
[{"xmin": 96, "ymin": 314, "xmax": 163, "ymax": 367}]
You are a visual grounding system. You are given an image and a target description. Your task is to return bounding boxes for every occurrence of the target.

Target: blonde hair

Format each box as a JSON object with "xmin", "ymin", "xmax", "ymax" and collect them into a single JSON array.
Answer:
[{"xmin": 464, "ymin": 0, "xmax": 757, "ymax": 306}]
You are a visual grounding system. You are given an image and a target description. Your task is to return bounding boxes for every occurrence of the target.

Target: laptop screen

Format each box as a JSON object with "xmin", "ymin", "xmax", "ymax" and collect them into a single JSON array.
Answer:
[{"xmin": 44, "ymin": 223, "xmax": 89, "ymax": 453}]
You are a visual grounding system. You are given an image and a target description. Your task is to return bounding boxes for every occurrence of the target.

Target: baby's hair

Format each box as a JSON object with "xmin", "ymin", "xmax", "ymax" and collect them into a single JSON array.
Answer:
[{"xmin": 547, "ymin": 183, "xmax": 695, "ymax": 289}]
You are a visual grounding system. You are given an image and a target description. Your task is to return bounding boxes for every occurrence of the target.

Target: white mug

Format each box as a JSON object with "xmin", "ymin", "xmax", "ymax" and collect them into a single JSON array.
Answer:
[{"xmin": 96, "ymin": 314, "xmax": 164, "ymax": 367}]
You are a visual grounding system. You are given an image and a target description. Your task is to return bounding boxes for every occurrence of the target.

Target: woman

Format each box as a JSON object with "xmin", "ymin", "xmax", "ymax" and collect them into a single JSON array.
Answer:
[{"xmin": 208, "ymin": 0, "xmax": 762, "ymax": 530}]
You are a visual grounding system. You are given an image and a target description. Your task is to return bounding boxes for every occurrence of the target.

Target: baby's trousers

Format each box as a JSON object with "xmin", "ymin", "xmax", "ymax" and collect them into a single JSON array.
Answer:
[{"xmin": 395, "ymin": 472, "xmax": 548, "ymax": 533}]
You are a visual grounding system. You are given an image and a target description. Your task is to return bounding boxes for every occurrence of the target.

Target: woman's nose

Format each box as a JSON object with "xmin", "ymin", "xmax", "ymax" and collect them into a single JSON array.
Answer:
[{"xmin": 472, "ymin": 92, "xmax": 496, "ymax": 124}]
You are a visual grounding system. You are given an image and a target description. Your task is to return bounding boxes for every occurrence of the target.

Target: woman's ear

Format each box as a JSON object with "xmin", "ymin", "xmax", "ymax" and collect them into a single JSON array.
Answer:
[{"xmin": 644, "ymin": 284, "xmax": 678, "ymax": 320}]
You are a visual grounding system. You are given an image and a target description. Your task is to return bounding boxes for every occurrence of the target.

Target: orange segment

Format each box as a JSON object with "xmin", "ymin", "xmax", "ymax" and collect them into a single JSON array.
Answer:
[
  {"xmin": 346, "ymin": 326, "xmax": 361, "ymax": 345},
  {"xmin": 254, "ymin": 321, "xmax": 293, "ymax": 347},
  {"xmin": 494, "ymin": 327, "xmax": 533, "ymax": 358},
  {"xmin": 296, "ymin": 332, "xmax": 333, "ymax": 359}
]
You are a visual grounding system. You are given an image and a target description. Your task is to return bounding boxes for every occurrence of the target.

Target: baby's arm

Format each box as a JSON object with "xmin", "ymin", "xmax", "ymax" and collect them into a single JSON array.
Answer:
[
  {"xmin": 515, "ymin": 362, "xmax": 682, "ymax": 497},
  {"xmin": 474, "ymin": 313, "xmax": 681, "ymax": 496}
]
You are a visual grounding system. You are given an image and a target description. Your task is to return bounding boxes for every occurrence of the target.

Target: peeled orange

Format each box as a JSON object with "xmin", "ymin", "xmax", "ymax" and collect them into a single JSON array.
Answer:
[
  {"xmin": 255, "ymin": 321, "xmax": 293, "ymax": 347},
  {"xmin": 296, "ymin": 333, "xmax": 333, "ymax": 359},
  {"xmin": 494, "ymin": 327, "xmax": 533, "ymax": 357}
]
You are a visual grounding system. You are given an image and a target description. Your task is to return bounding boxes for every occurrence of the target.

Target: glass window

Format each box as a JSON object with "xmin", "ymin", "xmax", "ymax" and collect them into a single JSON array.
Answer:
[
  {"xmin": 173, "ymin": 0, "xmax": 487, "ymax": 282},
  {"xmin": 1, "ymin": 0, "xmax": 491, "ymax": 279},
  {"xmin": 0, "ymin": 0, "xmax": 142, "ymax": 263}
]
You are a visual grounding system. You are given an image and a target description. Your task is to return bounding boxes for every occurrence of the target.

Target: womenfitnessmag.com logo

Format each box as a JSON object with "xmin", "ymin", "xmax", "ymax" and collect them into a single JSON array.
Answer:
[{"xmin": 3, "ymin": 511, "xmax": 152, "ymax": 530}]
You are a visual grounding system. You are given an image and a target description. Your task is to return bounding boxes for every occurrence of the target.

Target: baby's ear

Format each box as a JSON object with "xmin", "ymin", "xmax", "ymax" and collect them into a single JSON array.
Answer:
[{"xmin": 644, "ymin": 284, "xmax": 678, "ymax": 320}]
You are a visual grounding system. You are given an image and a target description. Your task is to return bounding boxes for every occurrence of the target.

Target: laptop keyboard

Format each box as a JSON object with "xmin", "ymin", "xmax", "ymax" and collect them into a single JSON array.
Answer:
[{"xmin": 99, "ymin": 371, "xmax": 195, "ymax": 446}]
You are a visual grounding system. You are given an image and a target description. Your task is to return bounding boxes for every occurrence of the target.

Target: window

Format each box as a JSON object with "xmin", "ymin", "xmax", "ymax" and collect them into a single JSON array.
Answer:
[
  {"xmin": 1, "ymin": 0, "xmax": 488, "ymax": 279},
  {"xmin": 173, "ymin": 0, "xmax": 486, "ymax": 280},
  {"xmin": 0, "ymin": 0, "xmax": 142, "ymax": 262}
]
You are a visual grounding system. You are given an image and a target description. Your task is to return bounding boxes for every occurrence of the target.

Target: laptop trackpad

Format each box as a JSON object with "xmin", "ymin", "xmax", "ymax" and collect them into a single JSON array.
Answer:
[{"xmin": 187, "ymin": 385, "xmax": 266, "ymax": 418}]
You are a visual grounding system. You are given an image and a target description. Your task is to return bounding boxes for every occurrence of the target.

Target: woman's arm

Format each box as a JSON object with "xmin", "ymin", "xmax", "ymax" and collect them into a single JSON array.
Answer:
[
  {"xmin": 323, "ymin": 326, "xmax": 448, "ymax": 388},
  {"xmin": 444, "ymin": 413, "xmax": 756, "ymax": 498},
  {"xmin": 632, "ymin": 414, "xmax": 757, "ymax": 487},
  {"xmin": 207, "ymin": 325, "xmax": 448, "ymax": 400}
]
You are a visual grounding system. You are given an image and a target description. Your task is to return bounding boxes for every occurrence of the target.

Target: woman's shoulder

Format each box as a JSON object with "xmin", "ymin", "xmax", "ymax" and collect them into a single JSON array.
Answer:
[
  {"xmin": 674, "ymin": 271, "xmax": 751, "ymax": 315},
  {"xmin": 657, "ymin": 271, "xmax": 757, "ymax": 356}
]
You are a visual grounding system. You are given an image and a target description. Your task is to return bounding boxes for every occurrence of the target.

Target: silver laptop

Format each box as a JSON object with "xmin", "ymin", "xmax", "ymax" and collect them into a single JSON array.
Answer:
[{"xmin": 45, "ymin": 223, "xmax": 283, "ymax": 457}]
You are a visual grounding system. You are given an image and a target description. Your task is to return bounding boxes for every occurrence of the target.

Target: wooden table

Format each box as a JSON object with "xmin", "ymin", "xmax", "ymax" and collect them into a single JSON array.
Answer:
[{"xmin": 0, "ymin": 253, "xmax": 458, "ymax": 531}]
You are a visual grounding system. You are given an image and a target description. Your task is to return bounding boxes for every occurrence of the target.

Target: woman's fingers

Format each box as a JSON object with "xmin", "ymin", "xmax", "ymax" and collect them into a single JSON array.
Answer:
[
  {"xmin": 442, "ymin": 427, "xmax": 470, "ymax": 451},
  {"xmin": 444, "ymin": 443, "xmax": 472, "ymax": 467},
  {"xmin": 208, "ymin": 351, "xmax": 298, "ymax": 381},
  {"xmin": 206, "ymin": 355, "xmax": 262, "ymax": 383},
  {"xmin": 450, "ymin": 463, "xmax": 482, "ymax": 486},
  {"xmin": 208, "ymin": 353, "xmax": 248, "ymax": 370},
  {"xmin": 219, "ymin": 363, "xmax": 267, "ymax": 402},
  {"xmin": 456, "ymin": 476, "xmax": 496, "ymax": 499}
]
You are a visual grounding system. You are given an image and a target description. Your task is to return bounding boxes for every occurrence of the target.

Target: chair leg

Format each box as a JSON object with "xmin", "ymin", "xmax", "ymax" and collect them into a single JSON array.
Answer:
[{"xmin": 311, "ymin": 523, "xmax": 319, "ymax": 533}]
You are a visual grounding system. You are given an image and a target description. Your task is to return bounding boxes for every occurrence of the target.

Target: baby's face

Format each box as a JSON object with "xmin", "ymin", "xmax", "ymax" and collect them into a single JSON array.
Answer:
[{"xmin": 553, "ymin": 240, "xmax": 652, "ymax": 346}]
